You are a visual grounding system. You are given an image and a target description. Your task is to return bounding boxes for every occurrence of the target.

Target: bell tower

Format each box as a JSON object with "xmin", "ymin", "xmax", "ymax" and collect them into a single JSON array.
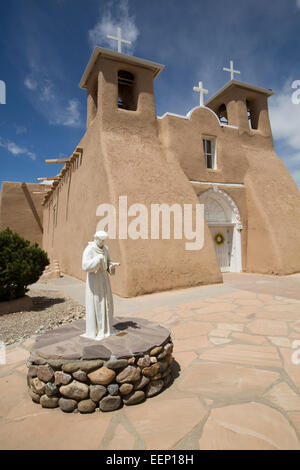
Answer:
[
  {"xmin": 206, "ymin": 80, "xmax": 274, "ymax": 138},
  {"xmin": 76, "ymin": 46, "xmax": 222, "ymax": 296},
  {"xmin": 79, "ymin": 46, "xmax": 164, "ymax": 130}
]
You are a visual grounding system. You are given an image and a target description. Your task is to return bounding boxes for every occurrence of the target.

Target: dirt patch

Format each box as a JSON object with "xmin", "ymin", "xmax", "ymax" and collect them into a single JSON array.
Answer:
[{"xmin": 0, "ymin": 288, "xmax": 85, "ymax": 345}]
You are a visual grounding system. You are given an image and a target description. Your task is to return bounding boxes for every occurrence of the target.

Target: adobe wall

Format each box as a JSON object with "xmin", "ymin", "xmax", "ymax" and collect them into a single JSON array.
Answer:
[
  {"xmin": 217, "ymin": 85, "xmax": 300, "ymax": 275},
  {"xmin": 158, "ymin": 107, "xmax": 249, "ymax": 271},
  {"xmin": 245, "ymin": 148, "xmax": 300, "ymax": 275},
  {"xmin": 0, "ymin": 182, "xmax": 45, "ymax": 247},
  {"xmin": 42, "ymin": 56, "xmax": 222, "ymax": 297},
  {"xmin": 158, "ymin": 96, "xmax": 300, "ymax": 275}
]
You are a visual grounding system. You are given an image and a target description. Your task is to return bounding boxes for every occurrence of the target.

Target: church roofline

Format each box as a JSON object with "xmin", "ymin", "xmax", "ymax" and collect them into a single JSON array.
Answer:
[
  {"xmin": 79, "ymin": 46, "xmax": 165, "ymax": 89},
  {"xmin": 205, "ymin": 79, "xmax": 274, "ymax": 107}
]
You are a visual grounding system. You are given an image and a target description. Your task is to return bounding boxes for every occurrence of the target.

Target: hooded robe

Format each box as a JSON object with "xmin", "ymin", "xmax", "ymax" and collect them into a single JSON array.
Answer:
[{"xmin": 81, "ymin": 241, "xmax": 115, "ymax": 340}]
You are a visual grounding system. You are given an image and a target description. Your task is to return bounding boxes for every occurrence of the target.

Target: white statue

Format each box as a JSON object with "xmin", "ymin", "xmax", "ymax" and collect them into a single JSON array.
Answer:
[{"xmin": 81, "ymin": 231, "xmax": 120, "ymax": 340}]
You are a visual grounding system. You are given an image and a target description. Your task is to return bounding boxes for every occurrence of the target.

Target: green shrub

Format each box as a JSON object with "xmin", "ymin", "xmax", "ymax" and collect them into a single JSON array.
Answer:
[{"xmin": 0, "ymin": 228, "xmax": 49, "ymax": 302}]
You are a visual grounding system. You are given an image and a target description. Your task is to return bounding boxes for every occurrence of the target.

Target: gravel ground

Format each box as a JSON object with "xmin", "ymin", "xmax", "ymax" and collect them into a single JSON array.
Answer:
[{"xmin": 0, "ymin": 289, "xmax": 85, "ymax": 345}]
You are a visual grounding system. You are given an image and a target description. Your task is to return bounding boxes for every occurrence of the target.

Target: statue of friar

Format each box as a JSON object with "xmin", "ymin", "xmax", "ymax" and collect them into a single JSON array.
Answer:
[{"xmin": 81, "ymin": 231, "xmax": 120, "ymax": 340}]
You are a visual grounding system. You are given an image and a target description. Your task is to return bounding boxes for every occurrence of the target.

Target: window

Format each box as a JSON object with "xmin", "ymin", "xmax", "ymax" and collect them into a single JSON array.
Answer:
[
  {"xmin": 217, "ymin": 104, "xmax": 228, "ymax": 125},
  {"xmin": 117, "ymin": 70, "xmax": 137, "ymax": 111},
  {"xmin": 203, "ymin": 138, "xmax": 216, "ymax": 170},
  {"xmin": 246, "ymin": 100, "xmax": 258, "ymax": 130}
]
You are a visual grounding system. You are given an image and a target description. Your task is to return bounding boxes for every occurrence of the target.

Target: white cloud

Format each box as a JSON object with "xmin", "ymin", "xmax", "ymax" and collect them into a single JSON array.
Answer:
[
  {"xmin": 269, "ymin": 81, "xmax": 300, "ymax": 188},
  {"xmin": 88, "ymin": 0, "xmax": 139, "ymax": 53},
  {"xmin": 297, "ymin": 0, "xmax": 300, "ymax": 9},
  {"xmin": 269, "ymin": 81, "xmax": 300, "ymax": 150},
  {"xmin": 24, "ymin": 77, "xmax": 37, "ymax": 90},
  {"xmin": 50, "ymin": 98, "xmax": 81, "ymax": 128},
  {"xmin": 0, "ymin": 138, "xmax": 36, "ymax": 160},
  {"xmin": 40, "ymin": 80, "xmax": 55, "ymax": 102},
  {"xmin": 24, "ymin": 72, "xmax": 82, "ymax": 128}
]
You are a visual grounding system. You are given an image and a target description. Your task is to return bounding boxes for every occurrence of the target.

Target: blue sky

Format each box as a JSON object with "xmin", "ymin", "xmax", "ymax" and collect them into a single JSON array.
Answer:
[{"xmin": 0, "ymin": 0, "xmax": 300, "ymax": 187}]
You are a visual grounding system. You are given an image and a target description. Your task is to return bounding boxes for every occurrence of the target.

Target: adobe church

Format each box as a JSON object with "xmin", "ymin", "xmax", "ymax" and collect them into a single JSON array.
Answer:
[{"xmin": 1, "ymin": 42, "xmax": 300, "ymax": 297}]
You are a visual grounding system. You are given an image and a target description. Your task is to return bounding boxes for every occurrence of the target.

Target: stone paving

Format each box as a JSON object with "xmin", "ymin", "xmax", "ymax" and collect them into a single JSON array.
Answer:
[{"xmin": 0, "ymin": 273, "xmax": 300, "ymax": 450}]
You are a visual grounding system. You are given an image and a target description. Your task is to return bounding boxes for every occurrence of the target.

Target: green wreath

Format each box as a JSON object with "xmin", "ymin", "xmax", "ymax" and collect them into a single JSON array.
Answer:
[{"xmin": 215, "ymin": 232, "xmax": 225, "ymax": 245}]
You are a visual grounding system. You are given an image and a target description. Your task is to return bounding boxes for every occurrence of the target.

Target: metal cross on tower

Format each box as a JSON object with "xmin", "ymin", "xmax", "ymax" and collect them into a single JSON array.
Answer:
[
  {"xmin": 193, "ymin": 81, "xmax": 208, "ymax": 107},
  {"xmin": 107, "ymin": 27, "xmax": 132, "ymax": 53},
  {"xmin": 223, "ymin": 60, "xmax": 241, "ymax": 81}
]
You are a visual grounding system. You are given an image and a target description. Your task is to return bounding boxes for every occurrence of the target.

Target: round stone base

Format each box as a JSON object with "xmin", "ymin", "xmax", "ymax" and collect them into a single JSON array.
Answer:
[{"xmin": 26, "ymin": 316, "xmax": 174, "ymax": 413}]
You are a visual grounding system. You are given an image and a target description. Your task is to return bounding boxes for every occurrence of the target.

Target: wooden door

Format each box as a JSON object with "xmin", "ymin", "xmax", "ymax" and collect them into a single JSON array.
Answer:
[{"xmin": 209, "ymin": 226, "xmax": 233, "ymax": 272}]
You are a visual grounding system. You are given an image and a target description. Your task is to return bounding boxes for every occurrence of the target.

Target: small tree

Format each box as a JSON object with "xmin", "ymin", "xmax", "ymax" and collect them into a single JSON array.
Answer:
[{"xmin": 0, "ymin": 228, "xmax": 49, "ymax": 302}]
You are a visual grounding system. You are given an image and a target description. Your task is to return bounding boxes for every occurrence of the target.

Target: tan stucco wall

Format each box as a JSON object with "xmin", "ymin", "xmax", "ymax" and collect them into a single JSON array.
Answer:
[
  {"xmin": 42, "ymin": 56, "xmax": 222, "ymax": 297},
  {"xmin": 0, "ymin": 182, "xmax": 45, "ymax": 247},
  {"xmin": 245, "ymin": 148, "xmax": 300, "ymax": 275},
  {"xmin": 158, "ymin": 86, "xmax": 300, "ymax": 276}
]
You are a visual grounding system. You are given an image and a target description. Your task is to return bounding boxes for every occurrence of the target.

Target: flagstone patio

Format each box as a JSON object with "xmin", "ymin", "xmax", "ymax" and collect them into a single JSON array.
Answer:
[{"xmin": 0, "ymin": 272, "xmax": 300, "ymax": 450}]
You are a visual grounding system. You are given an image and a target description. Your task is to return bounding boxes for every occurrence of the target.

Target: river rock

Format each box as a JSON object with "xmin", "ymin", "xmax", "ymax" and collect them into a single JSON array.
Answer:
[
  {"xmin": 62, "ymin": 362, "xmax": 80, "ymax": 374},
  {"xmin": 62, "ymin": 362, "xmax": 81, "ymax": 373},
  {"xmin": 59, "ymin": 398, "xmax": 77, "ymax": 413},
  {"xmin": 107, "ymin": 384, "xmax": 119, "ymax": 396},
  {"xmin": 150, "ymin": 346, "xmax": 163, "ymax": 356},
  {"xmin": 47, "ymin": 359, "xmax": 67, "ymax": 370},
  {"xmin": 158, "ymin": 351, "xmax": 167, "ymax": 360},
  {"xmin": 105, "ymin": 359, "xmax": 128, "ymax": 370},
  {"xmin": 80, "ymin": 360, "xmax": 104, "ymax": 372},
  {"xmin": 137, "ymin": 355, "xmax": 151, "ymax": 368},
  {"xmin": 27, "ymin": 365, "xmax": 38, "ymax": 379},
  {"xmin": 40, "ymin": 394, "xmax": 59, "ymax": 408},
  {"xmin": 142, "ymin": 363, "xmax": 160, "ymax": 377},
  {"xmin": 88, "ymin": 367, "xmax": 116, "ymax": 385},
  {"xmin": 29, "ymin": 353, "xmax": 47, "ymax": 365},
  {"xmin": 90, "ymin": 385, "xmax": 107, "ymax": 403},
  {"xmin": 45, "ymin": 382, "xmax": 58, "ymax": 397},
  {"xmin": 73, "ymin": 370, "xmax": 88, "ymax": 382},
  {"xmin": 123, "ymin": 391, "xmax": 145, "ymax": 406},
  {"xmin": 119, "ymin": 383, "xmax": 133, "ymax": 396},
  {"xmin": 60, "ymin": 380, "xmax": 89, "ymax": 400},
  {"xmin": 37, "ymin": 364, "xmax": 54, "ymax": 383},
  {"xmin": 133, "ymin": 375, "xmax": 150, "ymax": 390},
  {"xmin": 54, "ymin": 371, "xmax": 72, "ymax": 386},
  {"xmin": 28, "ymin": 388, "xmax": 40, "ymax": 403},
  {"xmin": 146, "ymin": 380, "xmax": 164, "ymax": 397},
  {"xmin": 78, "ymin": 399, "xmax": 96, "ymax": 414},
  {"xmin": 99, "ymin": 395, "xmax": 121, "ymax": 412},
  {"xmin": 165, "ymin": 354, "xmax": 173, "ymax": 365},
  {"xmin": 164, "ymin": 342, "xmax": 173, "ymax": 354},
  {"xmin": 116, "ymin": 366, "xmax": 141, "ymax": 384},
  {"xmin": 31, "ymin": 377, "xmax": 46, "ymax": 396}
]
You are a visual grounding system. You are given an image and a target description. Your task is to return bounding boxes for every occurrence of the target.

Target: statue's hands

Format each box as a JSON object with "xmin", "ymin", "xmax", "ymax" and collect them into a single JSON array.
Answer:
[{"xmin": 108, "ymin": 262, "xmax": 120, "ymax": 275}]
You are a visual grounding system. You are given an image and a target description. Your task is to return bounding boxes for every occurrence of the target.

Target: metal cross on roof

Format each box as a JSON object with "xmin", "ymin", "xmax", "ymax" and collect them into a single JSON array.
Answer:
[
  {"xmin": 107, "ymin": 27, "xmax": 132, "ymax": 53},
  {"xmin": 223, "ymin": 60, "xmax": 241, "ymax": 81},
  {"xmin": 193, "ymin": 81, "xmax": 208, "ymax": 107}
]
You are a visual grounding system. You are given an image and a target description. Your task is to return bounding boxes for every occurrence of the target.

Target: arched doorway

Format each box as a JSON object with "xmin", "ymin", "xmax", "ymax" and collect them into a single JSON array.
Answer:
[{"xmin": 199, "ymin": 187, "xmax": 242, "ymax": 272}]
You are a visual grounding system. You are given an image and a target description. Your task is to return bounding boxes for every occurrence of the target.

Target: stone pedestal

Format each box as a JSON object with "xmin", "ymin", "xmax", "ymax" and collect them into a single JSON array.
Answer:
[{"xmin": 26, "ymin": 317, "xmax": 174, "ymax": 413}]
